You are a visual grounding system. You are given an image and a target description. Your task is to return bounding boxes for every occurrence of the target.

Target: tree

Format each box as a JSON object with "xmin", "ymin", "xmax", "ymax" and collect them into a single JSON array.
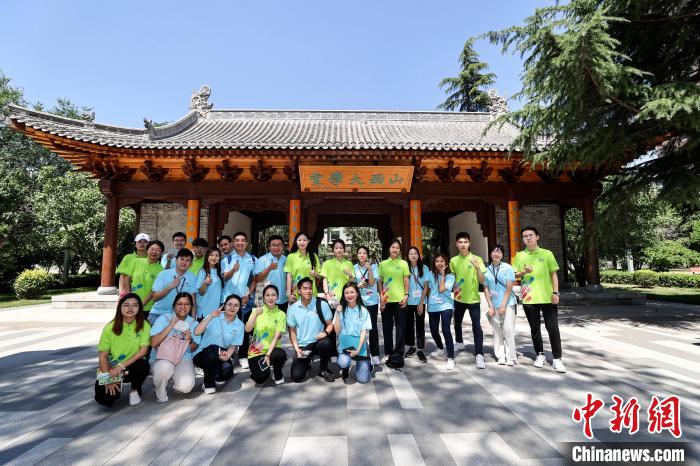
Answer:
[
  {"xmin": 484, "ymin": 0, "xmax": 700, "ymax": 210},
  {"xmin": 346, "ymin": 227, "xmax": 382, "ymax": 262},
  {"xmin": 644, "ymin": 241, "xmax": 700, "ymax": 272},
  {"xmin": 438, "ymin": 38, "xmax": 496, "ymax": 112}
]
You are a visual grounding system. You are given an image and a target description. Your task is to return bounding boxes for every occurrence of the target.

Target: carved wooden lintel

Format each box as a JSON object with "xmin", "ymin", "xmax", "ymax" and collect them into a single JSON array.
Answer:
[
  {"xmin": 467, "ymin": 160, "xmax": 493, "ymax": 183},
  {"xmin": 412, "ymin": 157, "xmax": 428, "ymax": 182},
  {"xmin": 536, "ymin": 169, "xmax": 562, "ymax": 183},
  {"xmin": 140, "ymin": 159, "xmax": 169, "ymax": 182},
  {"xmin": 283, "ymin": 158, "xmax": 299, "ymax": 181},
  {"xmin": 216, "ymin": 159, "xmax": 243, "ymax": 182},
  {"xmin": 434, "ymin": 160, "xmax": 460, "ymax": 182},
  {"xmin": 250, "ymin": 160, "xmax": 277, "ymax": 182},
  {"xmin": 183, "ymin": 157, "xmax": 209, "ymax": 182},
  {"xmin": 84, "ymin": 159, "xmax": 136, "ymax": 181},
  {"xmin": 497, "ymin": 160, "xmax": 526, "ymax": 183}
]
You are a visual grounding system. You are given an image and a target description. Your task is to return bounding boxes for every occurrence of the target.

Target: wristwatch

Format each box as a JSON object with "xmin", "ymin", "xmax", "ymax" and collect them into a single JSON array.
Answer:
[{"xmin": 552, "ymin": 291, "xmax": 559, "ymax": 295}]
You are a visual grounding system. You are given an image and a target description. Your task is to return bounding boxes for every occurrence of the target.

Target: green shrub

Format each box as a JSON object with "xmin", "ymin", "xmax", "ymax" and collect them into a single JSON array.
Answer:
[
  {"xmin": 63, "ymin": 273, "xmax": 100, "ymax": 288},
  {"xmin": 657, "ymin": 272, "xmax": 700, "ymax": 288},
  {"xmin": 600, "ymin": 270, "xmax": 635, "ymax": 285},
  {"xmin": 643, "ymin": 241, "xmax": 700, "ymax": 272},
  {"xmin": 13, "ymin": 269, "xmax": 57, "ymax": 299},
  {"xmin": 633, "ymin": 270, "xmax": 660, "ymax": 288}
]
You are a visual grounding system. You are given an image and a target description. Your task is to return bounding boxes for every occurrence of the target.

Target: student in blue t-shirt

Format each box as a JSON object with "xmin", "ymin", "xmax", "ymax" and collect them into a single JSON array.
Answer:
[
  {"xmin": 193, "ymin": 294, "xmax": 245, "ymax": 393},
  {"xmin": 161, "ymin": 232, "xmax": 187, "ymax": 270},
  {"xmin": 150, "ymin": 249, "xmax": 198, "ymax": 325},
  {"xmin": 405, "ymin": 246, "xmax": 430, "ymax": 363},
  {"xmin": 196, "ymin": 248, "xmax": 224, "ymax": 319},
  {"xmin": 483, "ymin": 244, "xmax": 518, "ymax": 366},
  {"xmin": 426, "ymin": 253, "xmax": 457, "ymax": 371},
  {"xmin": 353, "ymin": 246, "xmax": 381, "ymax": 366},
  {"xmin": 254, "ymin": 235, "xmax": 288, "ymax": 312},
  {"xmin": 333, "ymin": 282, "xmax": 373, "ymax": 384}
]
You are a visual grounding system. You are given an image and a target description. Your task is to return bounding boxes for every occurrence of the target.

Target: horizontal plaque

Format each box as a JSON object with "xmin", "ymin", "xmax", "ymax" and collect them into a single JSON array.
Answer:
[{"xmin": 299, "ymin": 165, "xmax": 414, "ymax": 192}]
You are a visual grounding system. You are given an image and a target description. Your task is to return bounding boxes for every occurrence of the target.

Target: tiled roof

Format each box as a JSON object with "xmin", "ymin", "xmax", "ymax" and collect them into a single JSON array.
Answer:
[{"xmin": 6, "ymin": 105, "xmax": 522, "ymax": 152}]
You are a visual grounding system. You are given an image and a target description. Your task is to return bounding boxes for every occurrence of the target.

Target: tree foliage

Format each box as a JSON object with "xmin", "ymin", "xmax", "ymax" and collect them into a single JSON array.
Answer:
[
  {"xmin": 438, "ymin": 38, "xmax": 496, "ymax": 112},
  {"xmin": 484, "ymin": 0, "xmax": 700, "ymax": 209}
]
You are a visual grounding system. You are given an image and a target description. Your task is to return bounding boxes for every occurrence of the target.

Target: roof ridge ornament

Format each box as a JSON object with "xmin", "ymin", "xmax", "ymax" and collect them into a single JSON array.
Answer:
[
  {"xmin": 487, "ymin": 89, "xmax": 509, "ymax": 118},
  {"xmin": 189, "ymin": 85, "xmax": 213, "ymax": 118}
]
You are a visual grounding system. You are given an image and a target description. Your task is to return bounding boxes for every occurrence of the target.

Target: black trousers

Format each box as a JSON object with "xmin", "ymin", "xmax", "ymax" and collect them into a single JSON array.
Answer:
[
  {"xmin": 405, "ymin": 304, "xmax": 425, "ymax": 349},
  {"xmin": 193, "ymin": 345, "xmax": 234, "ymax": 388},
  {"xmin": 366, "ymin": 304, "xmax": 380, "ymax": 357},
  {"xmin": 523, "ymin": 303, "xmax": 562, "ymax": 359},
  {"xmin": 238, "ymin": 310, "xmax": 252, "ymax": 359},
  {"xmin": 382, "ymin": 302, "xmax": 407, "ymax": 358},
  {"xmin": 94, "ymin": 358, "xmax": 150, "ymax": 408},
  {"xmin": 290, "ymin": 337, "xmax": 334, "ymax": 382},
  {"xmin": 453, "ymin": 301, "xmax": 483, "ymax": 355},
  {"xmin": 248, "ymin": 348, "xmax": 287, "ymax": 384}
]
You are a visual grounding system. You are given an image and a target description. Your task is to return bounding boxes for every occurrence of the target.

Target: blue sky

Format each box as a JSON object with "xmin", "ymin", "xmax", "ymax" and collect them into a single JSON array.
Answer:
[{"xmin": 1, "ymin": 0, "xmax": 551, "ymax": 126}]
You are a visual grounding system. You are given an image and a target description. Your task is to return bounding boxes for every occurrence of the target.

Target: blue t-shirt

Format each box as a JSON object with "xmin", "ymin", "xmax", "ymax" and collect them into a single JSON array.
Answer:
[
  {"xmin": 196, "ymin": 268, "xmax": 224, "ymax": 318},
  {"xmin": 150, "ymin": 313, "xmax": 201, "ymax": 361},
  {"xmin": 353, "ymin": 263, "xmax": 379, "ymax": 306},
  {"xmin": 222, "ymin": 252, "xmax": 256, "ymax": 299},
  {"xmin": 254, "ymin": 253, "xmax": 288, "ymax": 304},
  {"xmin": 407, "ymin": 264, "xmax": 430, "ymax": 306},
  {"xmin": 426, "ymin": 272, "xmax": 456, "ymax": 313},
  {"xmin": 150, "ymin": 269, "xmax": 198, "ymax": 316},
  {"xmin": 287, "ymin": 299, "xmax": 332, "ymax": 346},
  {"xmin": 193, "ymin": 314, "xmax": 245, "ymax": 356},
  {"xmin": 160, "ymin": 249, "xmax": 182, "ymax": 270},
  {"xmin": 337, "ymin": 305, "xmax": 372, "ymax": 356},
  {"xmin": 484, "ymin": 262, "xmax": 517, "ymax": 308}
]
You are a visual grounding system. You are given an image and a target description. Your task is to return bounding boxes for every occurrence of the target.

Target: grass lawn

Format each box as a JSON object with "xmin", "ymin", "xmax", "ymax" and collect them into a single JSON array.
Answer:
[
  {"xmin": 0, "ymin": 287, "xmax": 94, "ymax": 309},
  {"xmin": 603, "ymin": 283, "xmax": 700, "ymax": 305}
]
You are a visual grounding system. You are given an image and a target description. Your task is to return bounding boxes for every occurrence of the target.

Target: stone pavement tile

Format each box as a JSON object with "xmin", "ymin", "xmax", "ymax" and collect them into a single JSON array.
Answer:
[
  {"xmin": 289, "ymin": 405, "xmax": 348, "ymax": 437},
  {"xmin": 279, "ymin": 435, "xmax": 348, "ymax": 466},
  {"xmin": 411, "ymin": 432, "xmax": 459, "ymax": 466},
  {"xmin": 0, "ymin": 368, "xmax": 95, "ymax": 411},
  {"xmin": 346, "ymin": 375, "xmax": 380, "ymax": 410},
  {"xmin": 4, "ymin": 437, "xmax": 71, "ymax": 466},
  {"xmin": 0, "ymin": 348, "xmax": 95, "ymax": 392},
  {"xmin": 440, "ymin": 432, "xmax": 523, "ymax": 465},
  {"xmin": 346, "ymin": 410, "xmax": 393, "ymax": 466},
  {"xmin": 387, "ymin": 433, "xmax": 425, "ymax": 466},
  {"xmin": 0, "ymin": 329, "xmax": 97, "ymax": 359},
  {"xmin": 294, "ymin": 373, "xmax": 347, "ymax": 411}
]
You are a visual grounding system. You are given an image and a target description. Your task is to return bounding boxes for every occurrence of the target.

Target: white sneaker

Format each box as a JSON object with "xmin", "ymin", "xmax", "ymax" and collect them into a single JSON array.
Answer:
[
  {"xmin": 239, "ymin": 358, "xmax": 249, "ymax": 370},
  {"xmin": 552, "ymin": 359, "xmax": 567, "ymax": 373},
  {"xmin": 431, "ymin": 348, "xmax": 445, "ymax": 358},
  {"xmin": 155, "ymin": 392, "xmax": 168, "ymax": 403},
  {"xmin": 129, "ymin": 391, "xmax": 141, "ymax": 406},
  {"xmin": 203, "ymin": 386, "xmax": 216, "ymax": 395},
  {"xmin": 506, "ymin": 360, "xmax": 516, "ymax": 367},
  {"xmin": 534, "ymin": 353, "xmax": 546, "ymax": 368},
  {"xmin": 274, "ymin": 376, "xmax": 285, "ymax": 385},
  {"xmin": 371, "ymin": 356, "xmax": 381, "ymax": 365},
  {"xmin": 497, "ymin": 357, "xmax": 506, "ymax": 365},
  {"xmin": 476, "ymin": 354, "xmax": 486, "ymax": 369},
  {"xmin": 195, "ymin": 367, "xmax": 204, "ymax": 377},
  {"xmin": 454, "ymin": 342, "xmax": 465, "ymax": 351},
  {"xmin": 445, "ymin": 358, "xmax": 455, "ymax": 370}
]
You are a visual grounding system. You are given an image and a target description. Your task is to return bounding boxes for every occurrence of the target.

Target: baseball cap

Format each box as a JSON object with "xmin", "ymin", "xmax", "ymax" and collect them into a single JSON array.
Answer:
[{"xmin": 134, "ymin": 233, "xmax": 150, "ymax": 242}]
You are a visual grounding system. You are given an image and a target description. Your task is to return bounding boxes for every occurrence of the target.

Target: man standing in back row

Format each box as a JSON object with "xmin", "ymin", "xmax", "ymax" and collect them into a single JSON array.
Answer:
[{"xmin": 513, "ymin": 226, "xmax": 566, "ymax": 373}]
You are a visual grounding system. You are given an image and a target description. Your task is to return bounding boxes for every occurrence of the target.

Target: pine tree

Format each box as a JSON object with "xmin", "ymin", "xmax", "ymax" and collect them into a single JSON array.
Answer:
[{"xmin": 438, "ymin": 38, "xmax": 496, "ymax": 112}]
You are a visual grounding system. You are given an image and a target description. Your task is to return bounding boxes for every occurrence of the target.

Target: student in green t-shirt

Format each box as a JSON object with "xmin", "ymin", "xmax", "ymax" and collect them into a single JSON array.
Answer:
[
  {"xmin": 117, "ymin": 233, "xmax": 150, "ymax": 297},
  {"xmin": 95, "ymin": 293, "xmax": 151, "ymax": 408},
  {"xmin": 246, "ymin": 284, "xmax": 288, "ymax": 385},
  {"xmin": 377, "ymin": 239, "xmax": 410, "ymax": 366},
  {"xmin": 121, "ymin": 240, "xmax": 165, "ymax": 313},
  {"xmin": 189, "ymin": 237, "xmax": 209, "ymax": 276},
  {"xmin": 321, "ymin": 239, "xmax": 354, "ymax": 306},
  {"xmin": 513, "ymin": 226, "xmax": 566, "ymax": 373},
  {"xmin": 284, "ymin": 232, "xmax": 321, "ymax": 303},
  {"xmin": 449, "ymin": 232, "xmax": 487, "ymax": 369}
]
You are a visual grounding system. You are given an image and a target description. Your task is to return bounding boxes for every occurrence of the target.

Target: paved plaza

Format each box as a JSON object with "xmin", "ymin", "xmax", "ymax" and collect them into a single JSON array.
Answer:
[{"xmin": 0, "ymin": 299, "xmax": 698, "ymax": 465}]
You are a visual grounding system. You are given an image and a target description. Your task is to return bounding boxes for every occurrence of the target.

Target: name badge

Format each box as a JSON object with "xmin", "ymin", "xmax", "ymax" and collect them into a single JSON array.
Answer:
[
  {"xmin": 363, "ymin": 289, "xmax": 373, "ymax": 296},
  {"xmin": 412, "ymin": 290, "xmax": 422, "ymax": 298},
  {"xmin": 434, "ymin": 296, "xmax": 444, "ymax": 304}
]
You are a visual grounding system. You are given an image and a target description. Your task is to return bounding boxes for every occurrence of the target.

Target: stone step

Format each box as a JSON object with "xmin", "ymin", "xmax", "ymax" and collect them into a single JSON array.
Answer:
[{"xmin": 52, "ymin": 291, "xmax": 118, "ymax": 310}]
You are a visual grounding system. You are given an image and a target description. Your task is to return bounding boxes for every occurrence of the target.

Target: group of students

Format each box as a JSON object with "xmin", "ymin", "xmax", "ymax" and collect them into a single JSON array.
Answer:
[{"xmin": 95, "ymin": 226, "xmax": 565, "ymax": 407}]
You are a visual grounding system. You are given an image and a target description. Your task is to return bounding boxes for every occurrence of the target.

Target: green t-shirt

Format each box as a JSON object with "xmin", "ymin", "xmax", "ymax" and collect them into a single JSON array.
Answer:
[
  {"xmin": 513, "ymin": 247, "xmax": 559, "ymax": 304},
  {"xmin": 450, "ymin": 253, "xmax": 487, "ymax": 304},
  {"xmin": 124, "ymin": 259, "xmax": 163, "ymax": 311},
  {"xmin": 284, "ymin": 252, "xmax": 320, "ymax": 295},
  {"xmin": 189, "ymin": 257, "xmax": 205, "ymax": 276},
  {"xmin": 378, "ymin": 258, "xmax": 410, "ymax": 303},
  {"xmin": 98, "ymin": 319, "xmax": 151, "ymax": 366},
  {"xmin": 116, "ymin": 252, "xmax": 146, "ymax": 275},
  {"xmin": 248, "ymin": 307, "xmax": 287, "ymax": 358},
  {"xmin": 320, "ymin": 257, "xmax": 354, "ymax": 296}
]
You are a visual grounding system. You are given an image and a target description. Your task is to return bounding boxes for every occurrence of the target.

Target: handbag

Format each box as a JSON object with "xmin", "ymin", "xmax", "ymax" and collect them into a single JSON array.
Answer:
[{"xmin": 156, "ymin": 335, "xmax": 189, "ymax": 364}]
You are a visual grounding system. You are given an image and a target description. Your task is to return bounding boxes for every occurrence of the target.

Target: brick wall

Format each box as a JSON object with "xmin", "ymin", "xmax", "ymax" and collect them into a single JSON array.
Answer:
[{"xmin": 139, "ymin": 203, "xmax": 209, "ymax": 244}]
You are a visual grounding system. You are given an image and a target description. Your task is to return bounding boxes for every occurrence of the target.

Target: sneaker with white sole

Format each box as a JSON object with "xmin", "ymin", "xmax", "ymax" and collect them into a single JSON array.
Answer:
[
  {"xmin": 239, "ymin": 358, "xmax": 249, "ymax": 370},
  {"xmin": 445, "ymin": 358, "xmax": 456, "ymax": 370},
  {"xmin": 203, "ymin": 386, "xmax": 216, "ymax": 394},
  {"xmin": 552, "ymin": 358, "xmax": 567, "ymax": 373},
  {"xmin": 371, "ymin": 356, "xmax": 381, "ymax": 365},
  {"xmin": 431, "ymin": 348, "xmax": 445, "ymax": 358},
  {"xmin": 497, "ymin": 357, "xmax": 506, "ymax": 365},
  {"xmin": 195, "ymin": 367, "xmax": 204, "ymax": 377},
  {"xmin": 155, "ymin": 393, "xmax": 168, "ymax": 403},
  {"xmin": 454, "ymin": 342, "xmax": 465, "ymax": 351},
  {"xmin": 274, "ymin": 376, "xmax": 285, "ymax": 385},
  {"xmin": 506, "ymin": 360, "xmax": 516, "ymax": 366},
  {"xmin": 533, "ymin": 353, "xmax": 546, "ymax": 368},
  {"xmin": 129, "ymin": 391, "xmax": 142, "ymax": 406},
  {"xmin": 476, "ymin": 354, "xmax": 486, "ymax": 369}
]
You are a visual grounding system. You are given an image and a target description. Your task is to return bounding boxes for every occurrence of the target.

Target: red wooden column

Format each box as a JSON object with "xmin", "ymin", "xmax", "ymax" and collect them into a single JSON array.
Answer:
[
  {"xmin": 409, "ymin": 200, "xmax": 422, "ymax": 256},
  {"xmin": 582, "ymin": 196, "xmax": 601, "ymax": 287},
  {"xmin": 98, "ymin": 181, "xmax": 119, "ymax": 295},
  {"xmin": 186, "ymin": 199, "xmax": 200, "ymax": 247},
  {"xmin": 507, "ymin": 199, "xmax": 521, "ymax": 264},
  {"xmin": 289, "ymin": 199, "xmax": 301, "ymax": 249}
]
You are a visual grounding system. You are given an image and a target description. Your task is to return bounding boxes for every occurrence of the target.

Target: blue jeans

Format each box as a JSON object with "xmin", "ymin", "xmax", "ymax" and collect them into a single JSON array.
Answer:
[
  {"xmin": 428, "ymin": 310, "xmax": 455, "ymax": 359},
  {"xmin": 337, "ymin": 353, "xmax": 371, "ymax": 384}
]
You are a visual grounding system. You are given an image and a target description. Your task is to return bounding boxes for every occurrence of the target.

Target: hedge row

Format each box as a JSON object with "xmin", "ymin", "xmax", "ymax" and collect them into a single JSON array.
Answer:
[
  {"xmin": 12, "ymin": 271, "xmax": 101, "ymax": 299},
  {"xmin": 601, "ymin": 270, "xmax": 700, "ymax": 289}
]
